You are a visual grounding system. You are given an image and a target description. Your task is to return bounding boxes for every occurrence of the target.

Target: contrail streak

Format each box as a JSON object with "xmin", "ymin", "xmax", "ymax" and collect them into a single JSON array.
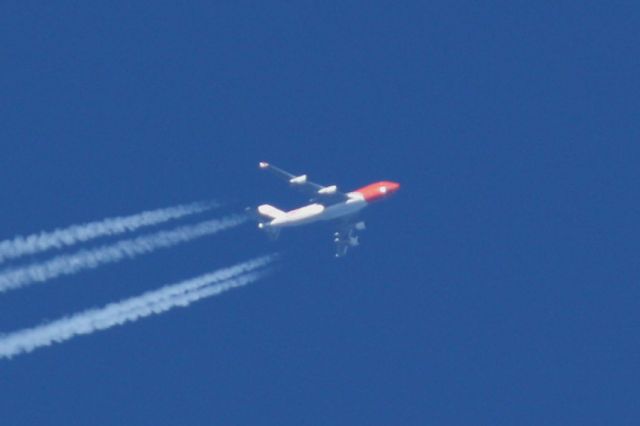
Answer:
[
  {"xmin": 0, "ymin": 256, "xmax": 275, "ymax": 359},
  {"xmin": 0, "ymin": 215, "xmax": 247, "ymax": 293},
  {"xmin": 0, "ymin": 201, "xmax": 217, "ymax": 264}
]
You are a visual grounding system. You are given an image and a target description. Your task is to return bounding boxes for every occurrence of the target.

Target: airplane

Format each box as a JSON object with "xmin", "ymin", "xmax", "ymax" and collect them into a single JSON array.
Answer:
[{"xmin": 255, "ymin": 161, "xmax": 400, "ymax": 257}]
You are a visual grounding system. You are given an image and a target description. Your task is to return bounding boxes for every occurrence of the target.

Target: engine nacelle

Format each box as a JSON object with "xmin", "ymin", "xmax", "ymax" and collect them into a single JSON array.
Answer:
[
  {"xmin": 355, "ymin": 221, "xmax": 366, "ymax": 231},
  {"xmin": 289, "ymin": 174, "xmax": 307, "ymax": 184},
  {"xmin": 318, "ymin": 185, "xmax": 337, "ymax": 195}
]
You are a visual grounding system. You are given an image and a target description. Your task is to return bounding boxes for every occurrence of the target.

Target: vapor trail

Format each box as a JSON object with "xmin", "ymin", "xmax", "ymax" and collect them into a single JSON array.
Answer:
[
  {"xmin": 0, "ymin": 215, "xmax": 247, "ymax": 293},
  {"xmin": 0, "ymin": 256, "xmax": 275, "ymax": 359},
  {"xmin": 0, "ymin": 201, "xmax": 217, "ymax": 264}
]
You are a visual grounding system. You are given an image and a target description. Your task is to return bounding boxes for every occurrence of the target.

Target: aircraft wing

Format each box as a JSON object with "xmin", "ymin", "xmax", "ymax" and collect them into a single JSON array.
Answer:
[
  {"xmin": 259, "ymin": 161, "xmax": 349, "ymax": 202},
  {"xmin": 333, "ymin": 219, "xmax": 366, "ymax": 258}
]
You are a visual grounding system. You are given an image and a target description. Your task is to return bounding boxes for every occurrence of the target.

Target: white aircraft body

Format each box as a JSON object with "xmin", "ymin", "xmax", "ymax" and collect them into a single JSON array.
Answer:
[{"xmin": 256, "ymin": 162, "xmax": 400, "ymax": 257}]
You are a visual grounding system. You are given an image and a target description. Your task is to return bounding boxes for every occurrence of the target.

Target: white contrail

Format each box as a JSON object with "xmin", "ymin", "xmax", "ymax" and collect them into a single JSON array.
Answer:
[
  {"xmin": 0, "ymin": 201, "xmax": 217, "ymax": 264},
  {"xmin": 0, "ymin": 256, "xmax": 275, "ymax": 359},
  {"xmin": 0, "ymin": 215, "xmax": 247, "ymax": 293}
]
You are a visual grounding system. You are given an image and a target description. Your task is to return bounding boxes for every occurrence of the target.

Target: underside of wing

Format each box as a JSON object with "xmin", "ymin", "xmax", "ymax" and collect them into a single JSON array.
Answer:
[{"xmin": 259, "ymin": 161, "xmax": 349, "ymax": 203}]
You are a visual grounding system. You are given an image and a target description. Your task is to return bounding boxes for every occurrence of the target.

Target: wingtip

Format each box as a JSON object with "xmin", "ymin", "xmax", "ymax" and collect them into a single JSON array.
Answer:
[{"xmin": 259, "ymin": 161, "xmax": 269, "ymax": 169}]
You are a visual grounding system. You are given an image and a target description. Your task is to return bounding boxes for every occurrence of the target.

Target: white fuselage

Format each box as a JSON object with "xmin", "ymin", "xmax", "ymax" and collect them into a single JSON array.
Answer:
[{"xmin": 269, "ymin": 194, "xmax": 367, "ymax": 228}]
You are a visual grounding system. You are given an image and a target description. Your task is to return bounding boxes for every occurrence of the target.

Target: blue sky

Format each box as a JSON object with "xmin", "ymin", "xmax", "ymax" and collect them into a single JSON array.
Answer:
[{"xmin": 0, "ymin": 1, "xmax": 638, "ymax": 424}]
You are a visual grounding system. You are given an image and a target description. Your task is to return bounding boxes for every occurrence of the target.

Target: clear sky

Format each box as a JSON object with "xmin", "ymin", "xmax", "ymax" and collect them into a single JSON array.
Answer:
[{"xmin": 1, "ymin": 1, "xmax": 638, "ymax": 424}]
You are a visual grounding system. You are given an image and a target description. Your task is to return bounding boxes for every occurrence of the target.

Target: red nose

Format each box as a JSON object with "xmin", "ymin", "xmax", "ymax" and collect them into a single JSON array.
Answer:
[{"xmin": 354, "ymin": 181, "xmax": 400, "ymax": 202}]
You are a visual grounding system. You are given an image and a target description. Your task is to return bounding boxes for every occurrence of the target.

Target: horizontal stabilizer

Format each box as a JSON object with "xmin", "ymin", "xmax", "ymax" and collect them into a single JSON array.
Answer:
[{"xmin": 258, "ymin": 204, "xmax": 286, "ymax": 219}]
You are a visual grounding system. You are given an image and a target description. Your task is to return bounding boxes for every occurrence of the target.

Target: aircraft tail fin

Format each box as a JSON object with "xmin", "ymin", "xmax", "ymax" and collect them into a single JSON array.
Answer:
[{"xmin": 257, "ymin": 204, "xmax": 286, "ymax": 220}]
